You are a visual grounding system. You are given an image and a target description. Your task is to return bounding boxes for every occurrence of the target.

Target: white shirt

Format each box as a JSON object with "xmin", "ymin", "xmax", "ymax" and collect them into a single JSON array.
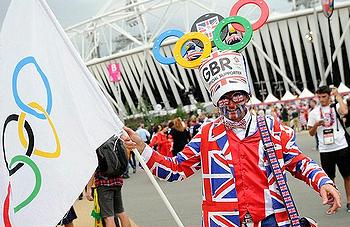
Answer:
[
  {"xmin": 307, "ymin": 104, "xmax": 348, "ymax": 153},
  {"xmin": 230, "ymin": 111, "xmax": 257, "ymax": 140}
]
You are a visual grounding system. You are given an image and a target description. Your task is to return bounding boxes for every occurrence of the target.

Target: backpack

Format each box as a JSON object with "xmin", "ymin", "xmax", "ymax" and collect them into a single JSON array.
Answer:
[{"xmin": 96, "ymin": 135, "xmax": 128, "ymax": 177}]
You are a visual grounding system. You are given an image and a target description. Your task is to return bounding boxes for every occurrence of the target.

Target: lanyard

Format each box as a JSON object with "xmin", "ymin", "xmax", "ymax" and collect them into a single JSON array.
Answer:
[
  {"xmin": 319, "ymin": 106, "xmax": 335, "ymax": 127},
  {"xmin": 244, "ymin": 116, "xmax": 253, "ymax": 138}
]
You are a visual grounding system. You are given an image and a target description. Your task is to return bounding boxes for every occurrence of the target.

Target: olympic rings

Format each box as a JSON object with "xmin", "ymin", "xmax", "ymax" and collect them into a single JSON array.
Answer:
[
  {"xmin": 173, "ymin": 32, "xmax": 212, "ymax": 68},
  {"xmin": 12, "ymin": 56, "xmax": 52, "ymax": 120},
  {"xmin": 213, "ymin": 16, "xmax": 253, "ymax": 52},
  {"xmin": 18, "ymin": 102, "xmax": 61, "ymax": 158},
  {"xmin": 229, "ymin": 0, "xmax": 269, "ymax": 32},
  {"xmin": 152, "ymin": 29, "xmax": 186, "ymax": 64},
  {"xmin": 2, "ymin": 56, "xmax": 61, "ymax": 215},
  {"xmin": 2, "ymin": 114, "xmax": 34, "ymax": 176},
  {"xmin": 152, "ymin": 0, "xmax": 269, "ymax": 68},
  {"xmin": 9, "ymin": 155, "xmax": 42, "ymax": 213}
]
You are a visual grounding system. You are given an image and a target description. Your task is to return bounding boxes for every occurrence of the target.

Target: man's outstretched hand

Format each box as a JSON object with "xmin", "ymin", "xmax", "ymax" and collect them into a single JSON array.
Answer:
[
  {"xmin": 121, "ymin": 126, "xmax": 146, "ymax": 153},
  {"xmin": 320, "ymin": 184, "xmax": 341, "ymax": 214}
]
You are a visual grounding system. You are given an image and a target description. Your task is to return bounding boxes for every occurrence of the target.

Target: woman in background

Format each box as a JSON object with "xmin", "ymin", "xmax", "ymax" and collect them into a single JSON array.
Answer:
[{"xmin": 169, "ymin": 118, "xmax": 191, "ymax": 156}]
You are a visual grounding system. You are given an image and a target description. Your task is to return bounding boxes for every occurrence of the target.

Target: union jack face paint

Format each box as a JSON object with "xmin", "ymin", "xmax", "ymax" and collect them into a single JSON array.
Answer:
[{"xmin": 218, "ymin": 91, "xmax": 249, "ymax": 120}]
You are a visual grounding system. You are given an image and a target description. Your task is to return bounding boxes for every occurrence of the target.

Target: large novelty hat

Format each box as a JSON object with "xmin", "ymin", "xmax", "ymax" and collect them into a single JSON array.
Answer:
[
  {"xmin": 152, "ymin": 0, "xmax": 270, "ymax": 105},
  {"xmin": 199, "ymin": 50, "xmax": 250, "ymax": 106}
]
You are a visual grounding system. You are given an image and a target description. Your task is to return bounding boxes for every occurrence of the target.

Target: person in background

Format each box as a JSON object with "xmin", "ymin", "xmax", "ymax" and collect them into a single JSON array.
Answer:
[
  {"xmin": 149, "ymin": 123, "xmax": 172, "ymax": 157},
  {"xmin": 86, "ymin": 168, "xmax": 131, "ymax": 226},
  {"xmin": 169, "ymin": 117, "xmax": 191, "ymax": 156},
  {"xmin": 57, "ymin": 206, "xmax": 77, "ymax": 227},
  {"xmin": 308, "ymin": 85, "xmax": 350, "ymax": 212},
  {"xmin": 189, "ymin": 115, "xmax": 201, "ymax": 138},
  {"xmin": 135, "ymin": 123, "xmax": 150, "ymax": 144}
]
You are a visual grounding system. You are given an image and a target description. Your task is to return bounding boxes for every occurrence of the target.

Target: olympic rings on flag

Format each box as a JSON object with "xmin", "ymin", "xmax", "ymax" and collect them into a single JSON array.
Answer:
[
  {"xmin": 2, "ymin": 56, "xmax": 60, "ymax": 214},
  {"xmin": 229, "ymin": 0, "xmax": 269, "ymax": 32},
  {"xmin": 2, "ymin": 114, "xmax": 34, "ymax": 176},
  {"xmin": 213, "ymin": 16, "xmax": 253, "ymax": 52},
  {"xmin": 12, "ymin": 56, "xmax": 53, "ymax": 120},
  {"xmin": 18, "ymin": 102, "xmax": 61, "ymax": 158},
  {"xmin": 9, "ymin": 155, "xmax": 42, "ymax": 213},
  {"xmin": 173, "ymin": 32, "xmax": 212, "ymax": 68}
]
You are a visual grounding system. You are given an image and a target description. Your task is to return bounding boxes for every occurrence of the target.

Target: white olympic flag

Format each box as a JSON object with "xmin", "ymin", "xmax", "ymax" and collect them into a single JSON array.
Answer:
[{"xmin": 0, "ymin": 0, "xmax": 123, "ymax": 225}]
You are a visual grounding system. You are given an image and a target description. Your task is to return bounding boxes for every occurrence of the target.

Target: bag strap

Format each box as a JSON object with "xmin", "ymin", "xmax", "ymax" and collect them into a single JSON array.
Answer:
[
  {"xmin": 256, "ymin": 116, "xmax": 301, "ymax": 227},
  {"xmin": 331, "ymin": 104, "xmax": 350, "ymax": 135}
]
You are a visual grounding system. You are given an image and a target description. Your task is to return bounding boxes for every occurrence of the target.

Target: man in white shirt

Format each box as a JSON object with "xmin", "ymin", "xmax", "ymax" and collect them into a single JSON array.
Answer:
[
  {"xmin": 308, "ymin": 85, "xmax": 350, "ymax": 212},
  {"xmin": 135, "ymin": 123, "xmax": 150, "ymax": 143}
]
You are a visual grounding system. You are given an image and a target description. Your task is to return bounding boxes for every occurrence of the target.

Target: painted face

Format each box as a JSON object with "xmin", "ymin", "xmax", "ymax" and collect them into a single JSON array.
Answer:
[{"xmin": 218, "ymin": 91, "xmax": 248, "ymax": 121}]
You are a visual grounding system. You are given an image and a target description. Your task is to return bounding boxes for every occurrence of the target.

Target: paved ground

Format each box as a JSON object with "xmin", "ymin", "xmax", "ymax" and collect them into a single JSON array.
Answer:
[{"xmin": 73, "ymin": 131, "xmax": 350, "ymax": 226}]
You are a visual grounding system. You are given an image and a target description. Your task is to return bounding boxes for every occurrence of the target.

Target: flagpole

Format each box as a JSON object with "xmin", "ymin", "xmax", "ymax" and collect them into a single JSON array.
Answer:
[{"xmin": 132, "ymin": 148, "xmax": 185, "ymax": 227}]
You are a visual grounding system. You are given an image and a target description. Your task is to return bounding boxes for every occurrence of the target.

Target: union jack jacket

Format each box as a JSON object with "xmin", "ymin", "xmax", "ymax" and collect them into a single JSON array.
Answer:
[{"xmin": 142, "ymin": 115, "xmax": 332, "ymax": 227}]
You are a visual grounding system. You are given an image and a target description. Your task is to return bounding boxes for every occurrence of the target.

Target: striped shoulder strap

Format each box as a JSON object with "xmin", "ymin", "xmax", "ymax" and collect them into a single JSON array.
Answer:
[{"xmin": 256, "ymin": 116, "xmax": 301, "ymax": 227}]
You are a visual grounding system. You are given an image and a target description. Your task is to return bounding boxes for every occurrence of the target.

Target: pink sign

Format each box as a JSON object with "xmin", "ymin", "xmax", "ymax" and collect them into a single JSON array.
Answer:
[
  {"xmin": 322, "ymin": 0, "xmax": 334, "ymax": 18},
  {"xmin": 107, "ymin": 63, "xmax": 122, "ymax": 83}
]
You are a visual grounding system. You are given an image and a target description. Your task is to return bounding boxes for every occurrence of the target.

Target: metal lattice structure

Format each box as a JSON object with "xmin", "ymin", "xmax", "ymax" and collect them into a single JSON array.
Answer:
[{"xmin": 66, "ymin": 1, "xmax": 350, "ymax": 116}]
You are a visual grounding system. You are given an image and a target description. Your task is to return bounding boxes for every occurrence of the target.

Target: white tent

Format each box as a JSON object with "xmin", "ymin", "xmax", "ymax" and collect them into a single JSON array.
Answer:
[
  {"xmin": 338, "ymin": 82, "xmax": 350, "ymax": 94},
  {"xmin": 298, "ymin": 88, "xmax": 315, "ymax": 99},
  {"xmin": 264, "ymin": 93, "xmax": 279, "ymax": 104},
  {"xmin": 249, "ymin": 96, "xmax": 262, "ymax": 105},
  {"xmin": 281, "ymin": 90, "xmax": 297, "ymax": 102}
]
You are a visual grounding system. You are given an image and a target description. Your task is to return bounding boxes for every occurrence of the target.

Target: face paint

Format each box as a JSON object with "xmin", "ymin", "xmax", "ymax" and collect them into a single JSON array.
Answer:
[{"xmin": 218, "ymin": 91, "xmax": 248, "ymax": 121}]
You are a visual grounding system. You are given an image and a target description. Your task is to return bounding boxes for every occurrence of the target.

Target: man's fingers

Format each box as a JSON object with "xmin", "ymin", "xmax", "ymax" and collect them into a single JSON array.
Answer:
[
  {"xmin": 327, "ymin": 202, "xmax": 338, "ymax": 215},
  {"xmin": 320, "ymin": 189, "xmax": 328, "ymax": 205},
  {"xmin": 123, "ymin": 126, "xmax": 135, "ymax": 136}
]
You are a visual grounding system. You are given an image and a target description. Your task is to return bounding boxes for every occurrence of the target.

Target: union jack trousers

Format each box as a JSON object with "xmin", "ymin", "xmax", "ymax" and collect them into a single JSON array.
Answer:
[{"xmin": 142, "ymin": 115, "xmax": 332, "ymax": 227}]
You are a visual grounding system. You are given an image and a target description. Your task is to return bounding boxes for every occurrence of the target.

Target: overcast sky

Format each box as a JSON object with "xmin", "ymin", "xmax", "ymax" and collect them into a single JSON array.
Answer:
[
  {"xmin": 0, "ymin": 0, "xmax": 348, "ymax": 29},
  {"xmin": 0, "ymin": 0, "xmax": 294, "ymax": 28}
]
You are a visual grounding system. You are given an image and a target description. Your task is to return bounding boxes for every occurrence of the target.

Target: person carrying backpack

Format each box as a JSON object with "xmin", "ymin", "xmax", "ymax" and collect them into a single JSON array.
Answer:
[{"xmin": 86, "ymin": 136, "xmax": 131, "ymax": 227}]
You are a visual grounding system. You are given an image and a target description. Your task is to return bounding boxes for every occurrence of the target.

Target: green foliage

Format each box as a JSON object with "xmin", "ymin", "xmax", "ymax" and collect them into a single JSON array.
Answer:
[{"xmin": 124, "ymin": 106, "xmax": 190, "ymax": 131}]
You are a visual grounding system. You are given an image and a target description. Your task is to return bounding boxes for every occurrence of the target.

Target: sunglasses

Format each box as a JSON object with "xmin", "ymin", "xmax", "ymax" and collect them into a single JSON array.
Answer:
[{"xmin": 218, "ymin": 91, "xmax": 247, "ymax": 106}]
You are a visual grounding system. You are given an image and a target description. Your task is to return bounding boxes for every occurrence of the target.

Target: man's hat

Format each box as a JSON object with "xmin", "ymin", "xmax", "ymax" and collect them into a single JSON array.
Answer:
[{"xmin": 198, "ymin": 50, "xmax": 250, "ymax": 106}]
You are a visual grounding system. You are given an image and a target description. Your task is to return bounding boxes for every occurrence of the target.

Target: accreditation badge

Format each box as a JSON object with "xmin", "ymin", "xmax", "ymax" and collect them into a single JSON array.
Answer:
[{"xmin": 323, "ymin": 128, "xmax": 335, "ymax": 145}]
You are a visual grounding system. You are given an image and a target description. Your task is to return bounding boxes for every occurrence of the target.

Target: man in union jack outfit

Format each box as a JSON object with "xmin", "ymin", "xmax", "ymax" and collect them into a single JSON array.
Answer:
[{"xmin": 123, "ymin": 51, "xmax": 340, "ymax": 227}]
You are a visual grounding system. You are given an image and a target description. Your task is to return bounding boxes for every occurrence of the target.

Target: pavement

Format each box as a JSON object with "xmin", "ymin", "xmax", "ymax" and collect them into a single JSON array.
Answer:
[{"xmin": 72, "ymin": 131, "xmax": 350, "ymax": 226}]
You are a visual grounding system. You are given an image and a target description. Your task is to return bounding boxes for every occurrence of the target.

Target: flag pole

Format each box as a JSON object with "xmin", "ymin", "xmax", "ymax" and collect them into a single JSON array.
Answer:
[{"xmin": 132, "ymin": 148, "xmax": 185, "ymax": 227}]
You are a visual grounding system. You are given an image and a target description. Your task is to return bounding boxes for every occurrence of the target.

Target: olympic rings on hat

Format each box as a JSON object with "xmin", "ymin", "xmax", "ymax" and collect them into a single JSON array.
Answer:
[
  {"xmin": 152, "ymin": 0, "xmax": 269, "ymax": 68},
  {"xmin": 213, "ymin": 16, "xmax": 253, "ymax": 52},
  {"xmin": 229, "ymin": 0, "xmax": 269, "ymax": 32},
  {"xmin": 12, "ymin": 56, "xmax": 52, "ymax": 120},
  {"xmin": 173, "ymin": 32, "xmax": 212, "ymax": 68},
  {"xmin": 152, "ymin": 29, "xmax": 186, "ymax": 64}
]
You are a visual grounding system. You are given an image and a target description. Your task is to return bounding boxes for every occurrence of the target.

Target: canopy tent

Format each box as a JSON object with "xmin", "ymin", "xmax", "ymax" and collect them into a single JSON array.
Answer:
[
  {"xmin": 338, "ymin": 82, "xmax": 350, "ymax": 94},
  {"xmin": 263, "ymin": 93, "xmax": 279, "ymax": 104},
  {"xmin": 298, "ymin": 88, "xmax": 315, "ymax": 99},
  {"xmin": 249, "ymin": 95, "xmax": 262, "ymax": 105},
  {"xmin": 281, "ymin": 90, "xmax": 297, "ymax": 102}
]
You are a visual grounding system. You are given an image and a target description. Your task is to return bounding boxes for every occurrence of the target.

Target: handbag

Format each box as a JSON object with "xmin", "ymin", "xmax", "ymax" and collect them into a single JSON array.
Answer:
[{"xmin": 257, "ymin": 116, "xmax": 317, "ymax": 227}]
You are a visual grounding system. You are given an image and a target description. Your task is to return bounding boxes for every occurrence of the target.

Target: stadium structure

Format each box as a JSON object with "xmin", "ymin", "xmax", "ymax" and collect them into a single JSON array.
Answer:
[{"xmin": 65, "ymin": 0, "xmax": 350, "ymax": 116}]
